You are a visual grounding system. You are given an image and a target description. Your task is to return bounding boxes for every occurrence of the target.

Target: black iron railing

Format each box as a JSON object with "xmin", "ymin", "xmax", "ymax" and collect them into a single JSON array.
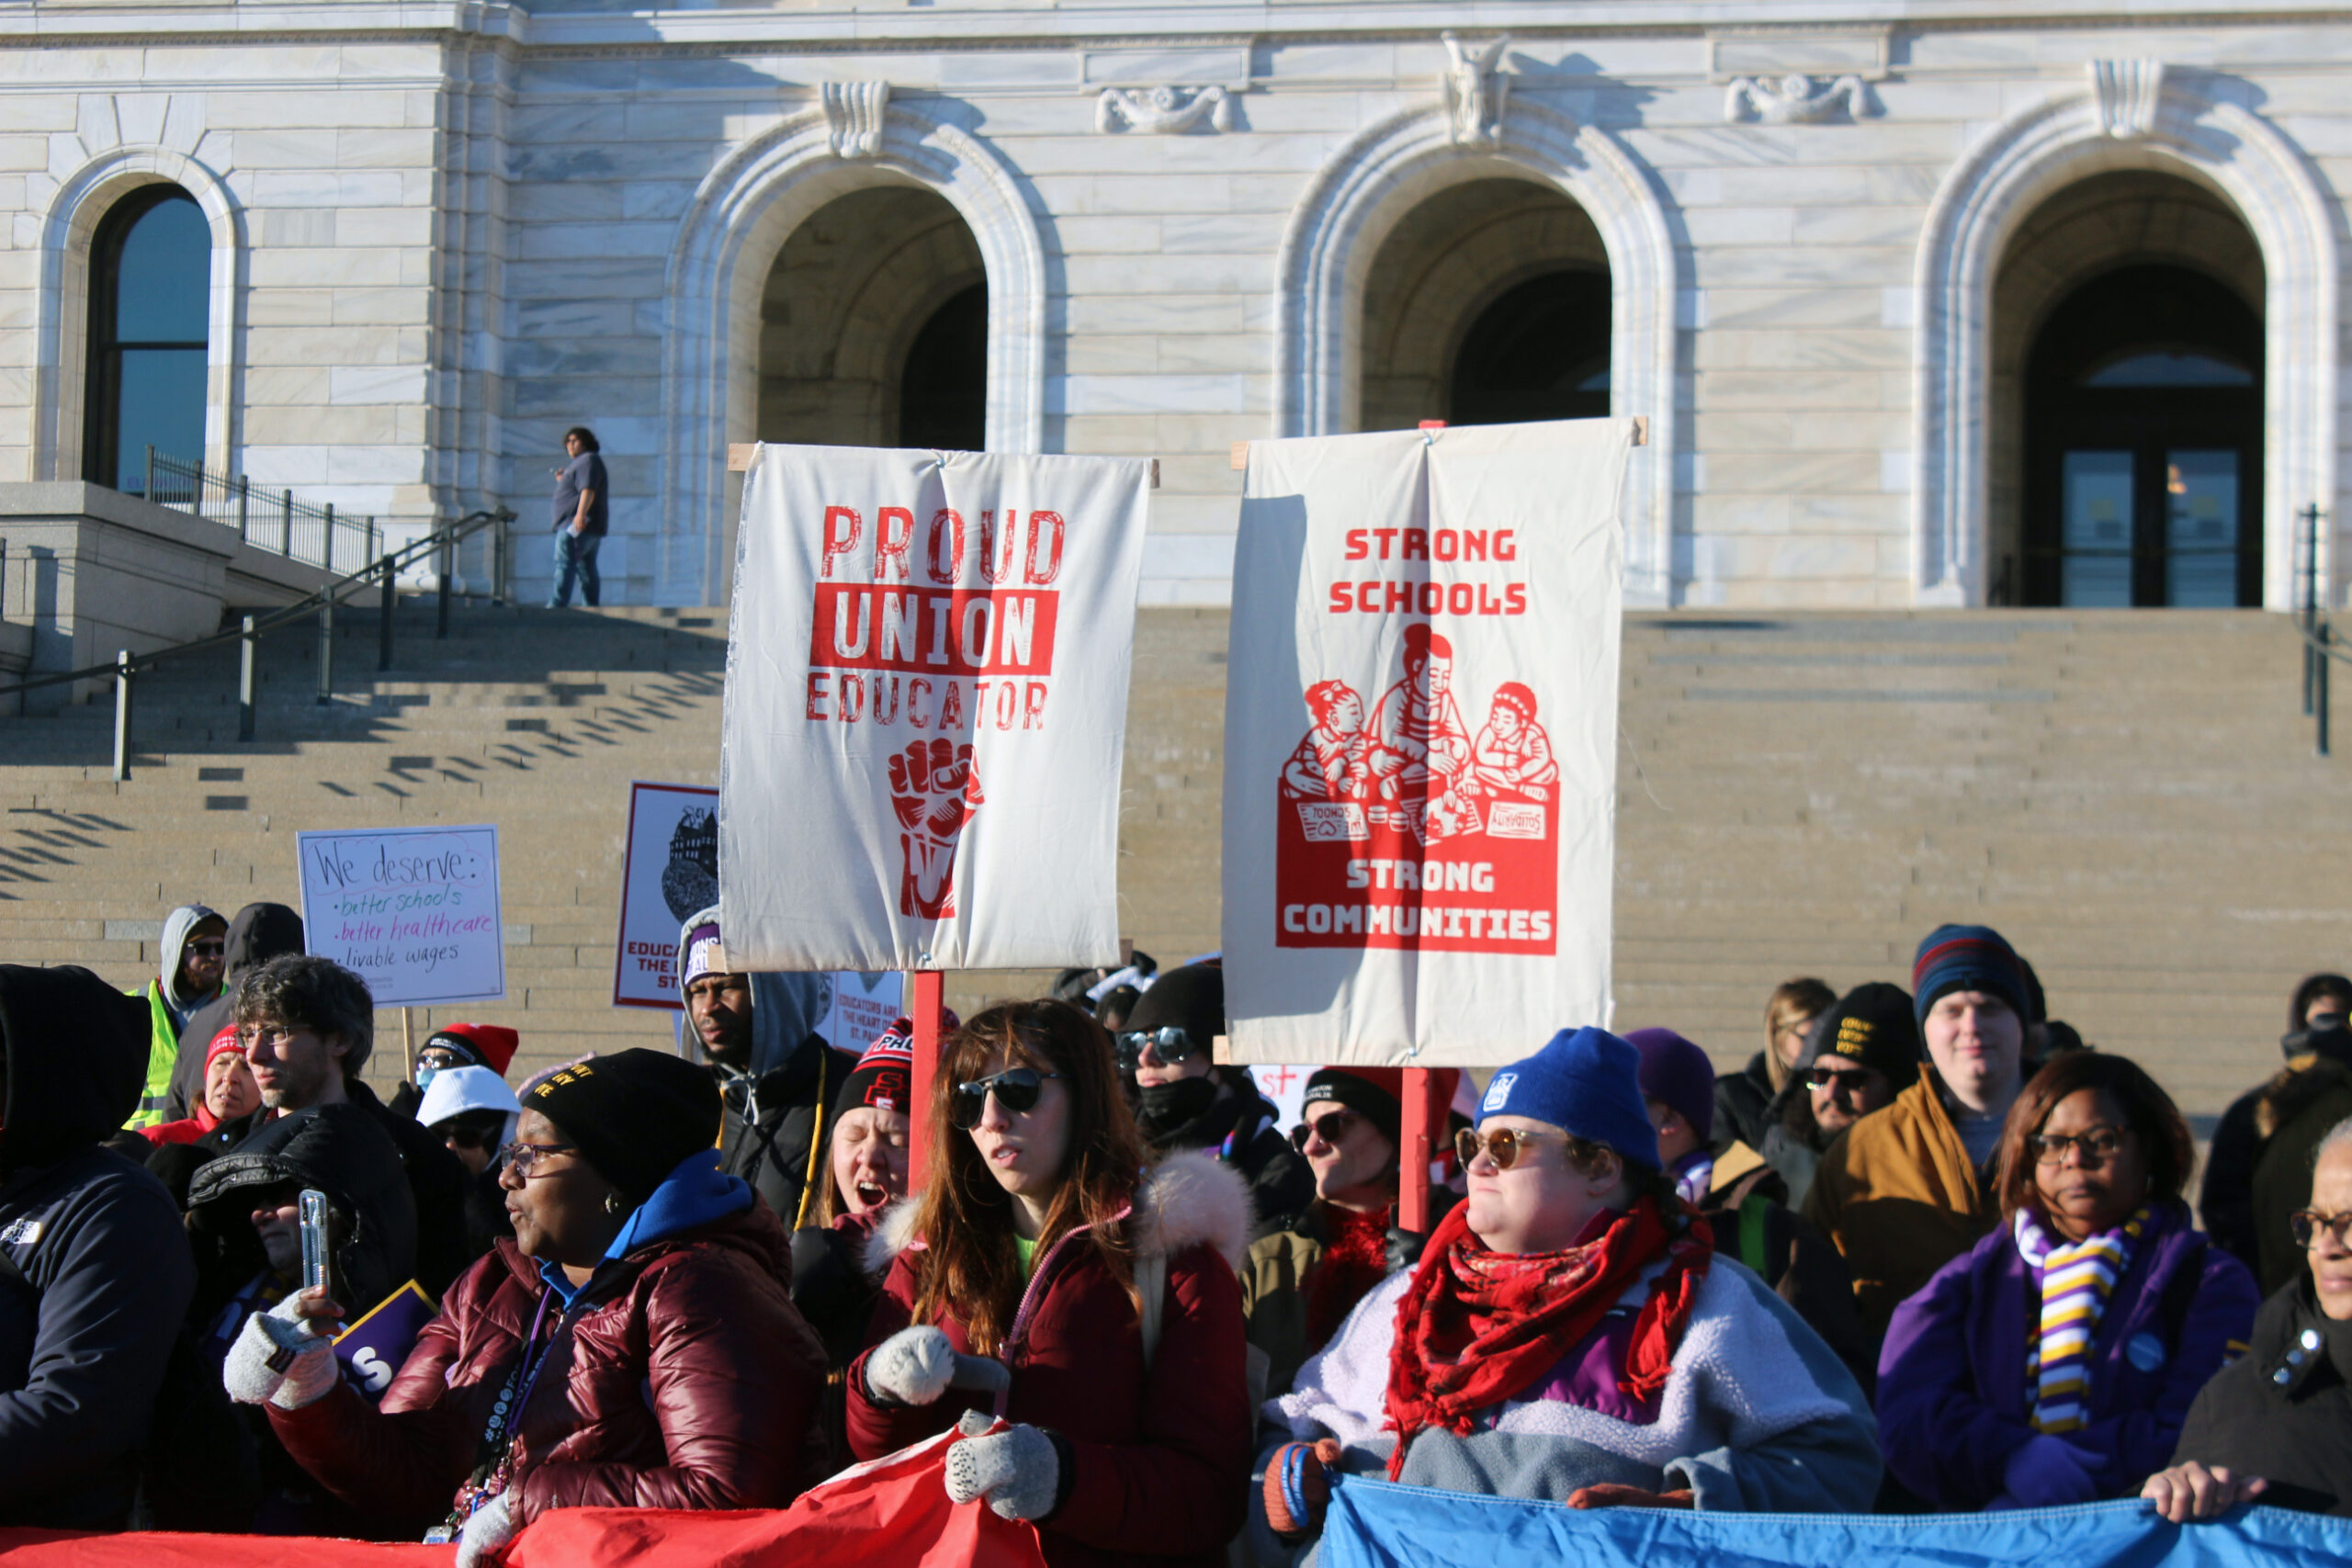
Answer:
[
  {"xmin": 0, "ymin": 505, "xmax": 515, "ymax": 779},
  {"xmin": 143, "ymin": 446, "xmax": 379, "ymax": 575}
]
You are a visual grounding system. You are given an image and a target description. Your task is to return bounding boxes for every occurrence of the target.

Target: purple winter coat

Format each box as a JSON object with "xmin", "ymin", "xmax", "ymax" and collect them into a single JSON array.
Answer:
[{"xmin": 1876, "ymin": 1197, "xmax": 2259, "ymax": 1508}]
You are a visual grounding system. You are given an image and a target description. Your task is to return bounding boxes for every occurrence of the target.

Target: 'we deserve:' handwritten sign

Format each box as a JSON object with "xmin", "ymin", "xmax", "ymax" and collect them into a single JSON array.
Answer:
[{"xmin": 296, "ymin": 825, "xmax": 505, "ymax": 1007}]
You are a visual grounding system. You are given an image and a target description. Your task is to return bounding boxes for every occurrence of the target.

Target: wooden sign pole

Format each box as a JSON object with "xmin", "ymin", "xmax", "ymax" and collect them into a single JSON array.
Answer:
[{"xmin": 907, "ymin": 970, "xmax": 947, "ymax": 1193}]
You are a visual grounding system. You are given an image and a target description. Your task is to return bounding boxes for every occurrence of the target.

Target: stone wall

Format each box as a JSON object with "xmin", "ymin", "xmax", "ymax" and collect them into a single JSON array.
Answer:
[{"xmin": 0, "ymin": 6, "xmax": 2339, "ymax": 612}]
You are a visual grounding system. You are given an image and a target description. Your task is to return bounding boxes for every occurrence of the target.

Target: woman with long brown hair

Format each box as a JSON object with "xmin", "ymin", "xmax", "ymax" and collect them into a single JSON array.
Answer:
[{"xmin": 844, "ymin": 998, "xmax": 1252, "ymax": 1568}]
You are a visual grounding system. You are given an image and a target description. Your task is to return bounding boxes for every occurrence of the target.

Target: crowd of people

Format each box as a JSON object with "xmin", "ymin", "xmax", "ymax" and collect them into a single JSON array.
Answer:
[{"xmin": 2, "ymin": 900, "xmax": 2349, "ymax": 1562}]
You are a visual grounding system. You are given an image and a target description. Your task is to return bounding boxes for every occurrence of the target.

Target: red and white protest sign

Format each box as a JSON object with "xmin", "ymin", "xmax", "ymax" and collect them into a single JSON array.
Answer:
[
  {"xmin": 1221, "ymin": 421, "xmax": 1633, "ymax": 1067},
  {"xmin": 719, "ymin": 445, "xmax": 1148, "ymax": 972}
]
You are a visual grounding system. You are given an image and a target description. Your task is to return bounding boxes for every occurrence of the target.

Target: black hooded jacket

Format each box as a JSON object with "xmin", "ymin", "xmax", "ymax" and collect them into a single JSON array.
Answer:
[
  {"xmin": 718, "ymin": 1027, "xmax": 862, "ymax": 1230},
  {"xmin": 1131, "ymin": 1067, "xmax": 1309, "ymax": 1239},
  {"xmin": 164, "ymin": 903, "xmax": 305, "ymax": 1122},
  {"xmin": 0, "ymin": 964, "xmax": 197, "ymax": 1529},
  {"xmin": 186, "ymin": 1102, "xmax": 419, "ymax": 1325}
]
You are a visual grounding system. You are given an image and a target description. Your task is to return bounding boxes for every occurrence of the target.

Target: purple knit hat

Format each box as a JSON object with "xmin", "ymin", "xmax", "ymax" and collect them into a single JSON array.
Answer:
[{"xmin": 1623, "ymin": 1027, "xmax": 1715, "ymax": 1143}]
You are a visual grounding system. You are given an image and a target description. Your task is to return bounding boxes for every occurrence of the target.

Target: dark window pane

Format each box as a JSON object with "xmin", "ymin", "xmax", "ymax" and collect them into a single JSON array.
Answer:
[
  {"xmin": 2080, "ymin": 350, "xmax": 2254, "ymax": 389},
  {"xmin": 2060, "ymin": 450, "xmax": 2132, "ymax": 607},
  {"xmin": 2165, "ymin": 449, "xmax": 2240, "ymax": 607},
  {"xmin": 112, "ymin": 196, "xmax": 209, "ymax": 345},
  {"xmin": 111, "ymin": 348, "xmax": 206, "ymax": 493}
]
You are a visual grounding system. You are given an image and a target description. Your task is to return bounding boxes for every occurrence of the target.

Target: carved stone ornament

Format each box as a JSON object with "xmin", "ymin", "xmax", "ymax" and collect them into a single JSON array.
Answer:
[
  {"xmin": 2089, "ymin": 60, "xmax": 2165, "ymax": 141},
  {"xmin": 820, "ymin": 81, "xmax": 890, "ymax": 159},
  {"xmin": 1095, "ymin": 85, "xmax": 1234, "ymax": 134},
  {"xmin": 1441, "ymin": 33, "xmax": 1510, "ymax": 147},
  {"xmin": 1724, "ymin": 73, "xmax": 1870, "ymax": 125}
]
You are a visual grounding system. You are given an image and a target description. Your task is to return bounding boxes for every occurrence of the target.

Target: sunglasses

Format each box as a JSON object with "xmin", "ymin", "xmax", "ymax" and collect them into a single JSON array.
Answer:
[
  {"xmin": 2291, "ymin": 1208, "xmax": 2352, "ymax": 1249},
  {"xmin": 1454, "ymin": 1125, "xmax": 1566, "ymax": 1172},
  {"xmin": 1114, "ymin": 1027, "xmax": 1202, "ymax": 1070},
  {"xmin": 2029, "ymin": 1127, "xmax": 2128, "ymax": 1167},
  {"xmin": 951, "ymin": 1068, "xmax": 1063, "ymax": 1130},
  {"xmin": 1804, "ymin": 1065, "xmax": 1876, "ymax": 1091},
  {"xmin": 438, "ymin": 1122, "xmax": 502, "ymax": 1153},
  {"xmin": 187, "ymin": 940, "xmax": 227, "ymax": 958},
  {"xmin": 1291, "ymin": 1110, "xmax": 1359, "ymax": 1151}
]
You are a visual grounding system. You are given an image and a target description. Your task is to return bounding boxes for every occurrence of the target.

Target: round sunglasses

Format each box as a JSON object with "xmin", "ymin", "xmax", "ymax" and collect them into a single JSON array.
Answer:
[
  {"xmin": 1114, "ymin": 1027, "xmax": 1202, "ymax": 1070},
  {"xmin": 1454, "ymin": 1124, "xmax": 1568, "ymax": 1171},
  {"xmin": 950, "ymin": 1067, "xmax": 1063, "ymax": 1131},
  {"xmin": 1290, "ymin": 1110, "xmax": 1360, "ymax": 1151}
]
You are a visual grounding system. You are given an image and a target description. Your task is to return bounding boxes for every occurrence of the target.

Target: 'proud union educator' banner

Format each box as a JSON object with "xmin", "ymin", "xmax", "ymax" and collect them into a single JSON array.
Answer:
[
  {"xmin": 1221, "ymin": 421, "xmax": 1632, "ymax": 1067},
  {"xmin": 720, "ymin": 444, "xmax": 1149, "ymax": 972}
]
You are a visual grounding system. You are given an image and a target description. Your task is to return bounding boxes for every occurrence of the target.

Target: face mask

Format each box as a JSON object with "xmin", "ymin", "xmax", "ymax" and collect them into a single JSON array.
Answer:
[{"xmin": 415, "ymin": 1063, "xmax": 440, "ymax": 1092}]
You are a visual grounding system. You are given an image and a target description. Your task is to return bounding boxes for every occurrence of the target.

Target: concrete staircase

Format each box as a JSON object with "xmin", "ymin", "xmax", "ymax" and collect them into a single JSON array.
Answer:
[{"xmin": 0, "ymin": 603, "xmax": 2334, "ymax": 1117}]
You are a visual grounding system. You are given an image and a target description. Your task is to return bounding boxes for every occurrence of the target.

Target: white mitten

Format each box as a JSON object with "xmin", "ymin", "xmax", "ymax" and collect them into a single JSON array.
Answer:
[
  {"xmin": 223, "ymin": 1294, "xmax": 339, "ymax": 1410},
  {"xmin": 865, "ymin": 1325, "xmax": 1012, "ymax": 1406},
  {"xmin": 944, "ymin": 1421, "xmax": 1059, "ymax": 1521},
  {"xmin": 454, "ymin": 1492, "xmax": 516, "ymax": 1568}
]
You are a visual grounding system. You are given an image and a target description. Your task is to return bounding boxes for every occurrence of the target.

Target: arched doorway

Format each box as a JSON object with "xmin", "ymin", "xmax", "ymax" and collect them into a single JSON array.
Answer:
[
  {"xmin": 755, "ymin": 185, "xmax": 986, "ymax": 449},
  {"xmin": 1357, "ymin": 177, "xmax": 1610, "ymax": 432},
  {"xmin": 2022, "ymin": 265, "xmax": 2261, "ymax": 606},
  {"xmin": 82, "ymin": 185, "xmax": 208, "ymax": 494}
]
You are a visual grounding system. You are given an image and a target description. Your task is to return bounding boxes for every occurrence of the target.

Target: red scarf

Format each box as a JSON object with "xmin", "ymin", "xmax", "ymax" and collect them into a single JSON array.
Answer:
[
  {"xmin": 1306, "ymin": 1202, "xmax": 1393, "ymax": 1348},
  {"xmin": 1381, "ymin": 1194, "xmax": 1711, "ymax": 1478}
]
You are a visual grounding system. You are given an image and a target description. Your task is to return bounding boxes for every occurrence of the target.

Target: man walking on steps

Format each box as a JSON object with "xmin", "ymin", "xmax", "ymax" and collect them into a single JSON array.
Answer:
[{"xmin": 548, "ymin": 424, "xmax": 607, "ymax": 608}]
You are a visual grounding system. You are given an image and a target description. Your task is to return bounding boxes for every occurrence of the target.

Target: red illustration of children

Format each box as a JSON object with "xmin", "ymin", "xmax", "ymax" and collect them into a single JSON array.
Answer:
[
  {"xmin": 1282, "ymin": 680, "xmax": 1373, "ymax": 800},
  {"xmin": 1367, "ymin": 625, "xmax": 1474, "ymax": 838},
  {"xmin": 1464, "ymin": 681, "xmax": 1558, "ymax": 804}
]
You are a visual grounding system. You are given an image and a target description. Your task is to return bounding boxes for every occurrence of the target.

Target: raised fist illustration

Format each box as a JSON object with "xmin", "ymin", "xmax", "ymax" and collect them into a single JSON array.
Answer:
[{"xmin": 887, "ymin": 739, "xmax": 986, "ymax": 919}]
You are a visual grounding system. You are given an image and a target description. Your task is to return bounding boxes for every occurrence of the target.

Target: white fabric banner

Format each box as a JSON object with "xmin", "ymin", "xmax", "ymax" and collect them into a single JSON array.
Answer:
[
  {"xmin": 1220, "ymin": 420, "xmax": 1631, "ymax": 1067},
  {"xmin": 720, "ymin": 444, "xmax": 1149, "ymax": 972}
]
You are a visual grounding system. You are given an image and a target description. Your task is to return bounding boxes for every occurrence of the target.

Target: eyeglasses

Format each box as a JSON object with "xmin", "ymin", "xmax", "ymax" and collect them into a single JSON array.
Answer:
[
  {"xmin": 1454, "ymin": 1125, "xmax": 1566, "ymax": 1172},
  {"xmin": 187, "ymin": 940, "xmax": 226, "ymax": 958},
  {"xmin": 440, "ymin": 1123, "xmax": 500, "ymax": 1153},
  {"xmin": 500, "ymin": 1140, "xmax": 579, "ymax": 1178},
  {"xmin": 1291, "ymin": 1110, "xmax": 1359, "ymax": 1151},
  {"xmin": 1804, "ymin": 1065, "xmax": 1875, "ymax": 1092},
  {"xmin": 2291, "ymin": 1209, "xmax": 2352, "ymax": 1249},
  {"xmin": 2029, "ymin": 1127, "xmax": 2128, "ymax": 1167},
  {"xmin": 950, "ymin": 1068, "xmax": 1062, "ymax": 1131},
  {"xmin": 1114, "ymin": 1027, "xmax": 1202, "ymax": 1070}
]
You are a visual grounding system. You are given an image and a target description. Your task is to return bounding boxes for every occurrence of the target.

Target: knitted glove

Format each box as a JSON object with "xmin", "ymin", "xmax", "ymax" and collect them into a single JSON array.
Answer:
[
  {"xmin": 865, "ymin": 1325, "xmax": 1012, "ymax": 1407},
  {"xmin": 454, "ymin": 1493, "xmax": 515, "ymax": 1568},
  {"xmin": 1262, "ymin": 1438, "xmax": 1344, "ymax": 1541},
  {"xmin": 1993, "ymin": 1434, "xmax": 2100, "ymax": 1510},
  {"xmin": 1567, "ymin": 1483, "xmax": 1695, "ymax": 1510},
  {"xmin": 944, "ymin": 1420, "xmax": 1059, "ymax": 1521},
  {"xmin": 223, "ymin": 1294, "xmax": 340, "ymax": 1410}
]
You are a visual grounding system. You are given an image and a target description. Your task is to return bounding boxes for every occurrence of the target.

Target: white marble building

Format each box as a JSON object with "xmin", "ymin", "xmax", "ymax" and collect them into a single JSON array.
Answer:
[{"xmin": 1, "ymin": 2, "xmax": 2343, "ymax": 612}]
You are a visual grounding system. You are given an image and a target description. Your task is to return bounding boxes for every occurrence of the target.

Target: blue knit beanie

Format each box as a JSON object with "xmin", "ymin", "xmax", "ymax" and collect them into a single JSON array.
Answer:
[
  {"xmin": 1911, "ymin": 924, "xmax": 2029, "ymax": 1030},
  {"xmin": 1476, "ymin": 1026, "xmax": 1660, "ymax": 1172}
]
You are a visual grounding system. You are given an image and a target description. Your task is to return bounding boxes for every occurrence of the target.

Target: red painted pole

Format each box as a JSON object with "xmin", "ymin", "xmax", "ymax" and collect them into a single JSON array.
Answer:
[
  {"xmin": 907, "ymin": 970, "xmax": 945, "ymax": 1194},
  {"xmin": 1398, "ymin": 1066, "xmax": 1437, "ymax": 1234}
]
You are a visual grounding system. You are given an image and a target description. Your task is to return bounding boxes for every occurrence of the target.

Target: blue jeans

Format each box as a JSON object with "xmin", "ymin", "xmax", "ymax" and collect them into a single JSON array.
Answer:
[{"xmin": 549, "ymin": 529, "xmax": 601, "ymax": 607}]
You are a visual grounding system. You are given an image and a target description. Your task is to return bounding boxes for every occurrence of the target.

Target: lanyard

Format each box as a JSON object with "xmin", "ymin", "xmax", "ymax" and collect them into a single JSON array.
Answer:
[{"xmin": 443, "ymin": 1287, "xmax": 569, "ymax": 1532}]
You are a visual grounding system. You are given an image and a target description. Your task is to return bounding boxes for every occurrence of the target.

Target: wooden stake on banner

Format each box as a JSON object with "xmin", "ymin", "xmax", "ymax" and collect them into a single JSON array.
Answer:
[
  {"xmin": 401, "ymin": 1007, "xmax": 417, "ymax": 1084},
  {"xmin": 907, "ymin": 970, "xmax": 947, "ymax": 1193},
  {"xmin": 1398, "ymin": 1066, "xmax": 1439, "ymax": 1235}
]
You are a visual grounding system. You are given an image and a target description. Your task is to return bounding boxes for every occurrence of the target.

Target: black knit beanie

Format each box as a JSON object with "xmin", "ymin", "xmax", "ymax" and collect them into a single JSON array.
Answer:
[
  {"xmin": 523, "ymin": 1048, "xmax": 719, "ymax": 1204},
  {"xmin": 1123, "ymin": 963, "xmax": 1225, "ymax": 1050},
  {"xmin": 1804, "ymin": 982, "xmax": 1925, "ymax": 1089}
]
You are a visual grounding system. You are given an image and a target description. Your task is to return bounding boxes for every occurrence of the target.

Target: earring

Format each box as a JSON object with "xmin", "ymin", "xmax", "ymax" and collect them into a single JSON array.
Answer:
[{"xmin": 604, "ymin": 1193, "xmax": 623, "ymax": 1216}]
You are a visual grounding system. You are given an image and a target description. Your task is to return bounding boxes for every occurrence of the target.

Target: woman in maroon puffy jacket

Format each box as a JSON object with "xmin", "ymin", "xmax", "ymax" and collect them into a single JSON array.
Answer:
[
  {"xmin": 224, "ymin": 1049, "xmax": 829, "ymax": 1565},
  {"xmin": 846, "ymin": 998, "xmax": 1253, "ymax": 1568}
]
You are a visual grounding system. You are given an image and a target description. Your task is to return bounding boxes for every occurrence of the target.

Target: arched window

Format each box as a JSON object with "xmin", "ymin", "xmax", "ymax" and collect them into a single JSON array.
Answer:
[{"xmin": 83, "ymin": 186, "xmax": 209, "ymax": 494}]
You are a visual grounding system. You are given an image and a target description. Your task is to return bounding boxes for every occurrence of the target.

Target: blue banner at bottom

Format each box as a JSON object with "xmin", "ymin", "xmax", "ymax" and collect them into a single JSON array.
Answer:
[{"xmin": 1320, "ymin": 1480, "xmax": 2352, "ymax": 1568}]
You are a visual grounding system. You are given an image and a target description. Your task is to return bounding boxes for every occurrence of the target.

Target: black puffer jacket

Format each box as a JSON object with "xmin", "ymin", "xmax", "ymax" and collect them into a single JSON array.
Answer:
[
  {"xmin": 0, "ymin": 964, "xmax": 197, "ymax": 1529},
  {"xmin": 186, "ymin": 1102, "xmax": 418, "ymax": 1324},
  {"xmin": 717, "ymin": 1022, "xmax": 862, "ymax": 1232},
  {"xmin": 2170, "ymin": 1275, "xmax": 2352, "ymax": 1516},
  {"xmin": 1131, "ymin": 1067, "xmax": 1308, "ymax": 1239}
]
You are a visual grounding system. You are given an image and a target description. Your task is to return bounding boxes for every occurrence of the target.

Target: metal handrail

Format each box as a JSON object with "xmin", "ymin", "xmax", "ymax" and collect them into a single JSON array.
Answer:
[
  {"xmin": 142, "ymin": 446, "xmax": 379, "ymax": 573},
  {"xmin": 3, "ymin": 505, "xmax": 514, "ymax": 778},
  {"xmin": 2296, "ymin": 502, "xmax": 2335, "ymax": 757}
]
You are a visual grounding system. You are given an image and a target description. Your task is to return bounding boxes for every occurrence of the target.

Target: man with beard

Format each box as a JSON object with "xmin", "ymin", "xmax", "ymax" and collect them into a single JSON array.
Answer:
[
  {"xmin": 1116, "ymin": 963, "xmax": 1311, "ymax": 1238},
  {"xmin": 676, "ymin": 906, "xmax": 857, "ymax": 1228}
]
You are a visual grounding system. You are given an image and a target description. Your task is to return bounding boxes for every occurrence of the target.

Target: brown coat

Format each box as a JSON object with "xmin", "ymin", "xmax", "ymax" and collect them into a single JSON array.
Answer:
[{"xmin": 1802, "ymin": 1072, "xmax": 1996, "ymax": 1347}]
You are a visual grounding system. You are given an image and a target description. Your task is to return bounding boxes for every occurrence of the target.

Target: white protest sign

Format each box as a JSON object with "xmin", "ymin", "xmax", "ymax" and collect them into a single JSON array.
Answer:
[
  {"xmin": 825, "ymin": 971, "xmax": 906, "ymax": 1054},
  {"xmin": 1220, "ymin": 420, "xmax": 1632, "ymax": 1066},
  {"xmin": 719, "ymin": 444, "xmax": 1149, "ymax": 972},
  {"xmin": 297, "ymin": 825, "xmax": 505, "ymax": 1007},
  {"xmin": 613, "ymin": 782, "xmax": 719, "ymax": 1010}
]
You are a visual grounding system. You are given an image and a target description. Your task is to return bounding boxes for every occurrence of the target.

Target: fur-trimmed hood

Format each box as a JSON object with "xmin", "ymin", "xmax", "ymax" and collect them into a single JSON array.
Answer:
[{"xmin": 864, "ymin": 1145, "xmax": 1255, "ymax": 1276}]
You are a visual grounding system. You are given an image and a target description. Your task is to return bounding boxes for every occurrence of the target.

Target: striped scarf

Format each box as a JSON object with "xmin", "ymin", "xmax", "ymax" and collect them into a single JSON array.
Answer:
[{"xmin": 2015, "ymin": 1204, "xmax": 2149, "ymax": 1433}]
